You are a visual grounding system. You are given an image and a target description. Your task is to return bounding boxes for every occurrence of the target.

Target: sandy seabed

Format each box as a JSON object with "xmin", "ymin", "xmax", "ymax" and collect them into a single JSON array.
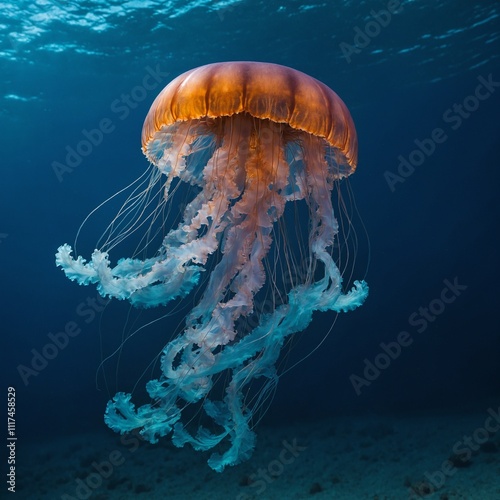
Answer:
[{"xmin": 17, "ymin": 411, "xmax": 500, "ymax": 499}]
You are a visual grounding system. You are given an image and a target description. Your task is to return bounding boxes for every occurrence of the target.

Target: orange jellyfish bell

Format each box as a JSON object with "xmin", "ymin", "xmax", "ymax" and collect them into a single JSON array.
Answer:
[
  {"xmin": 142, "ymin": 61, "xmax": 358, "ymax": 170},
  {"xmin": 56, "ymin": 61, "xmax": 368, "ymax": 472}
]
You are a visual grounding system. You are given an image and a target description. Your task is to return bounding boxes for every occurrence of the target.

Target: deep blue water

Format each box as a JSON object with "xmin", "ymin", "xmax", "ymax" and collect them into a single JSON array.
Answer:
[{"xmin": 2, "ymin": 0, "xmax": 500, "ymax": 496}]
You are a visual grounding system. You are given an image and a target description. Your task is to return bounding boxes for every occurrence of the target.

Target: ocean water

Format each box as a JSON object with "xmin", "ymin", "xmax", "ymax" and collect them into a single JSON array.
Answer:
[{"xmin": 2, "ymin": 1, "xmax": 500, "ymax": 498}]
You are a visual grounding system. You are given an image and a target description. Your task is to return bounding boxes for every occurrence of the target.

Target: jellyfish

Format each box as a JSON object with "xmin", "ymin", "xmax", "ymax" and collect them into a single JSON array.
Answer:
[{"xmin": 56, "ymin": 61, "xmax": 368, "ymax": 472}]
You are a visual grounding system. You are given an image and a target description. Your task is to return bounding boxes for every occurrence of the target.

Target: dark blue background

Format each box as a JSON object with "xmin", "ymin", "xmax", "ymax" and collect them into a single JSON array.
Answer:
[{"xmin": 2, "ymin": 0, "xmax": 499, "ymax": 444}]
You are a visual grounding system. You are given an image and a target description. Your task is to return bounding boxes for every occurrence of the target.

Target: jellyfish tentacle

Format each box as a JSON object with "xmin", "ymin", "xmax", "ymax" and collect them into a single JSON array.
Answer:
[
  {"xmin": 162, "ymin": 123, "xmax": 290, "ymax": 383},
  {"xmin": 104, "ymin": 124, "xmax": 295, "ymax": 469},
  {"xmin": 102, "ymin": 121, "xmax": 368, "ymax": 472},
  {"xmin": 57, "ymin": 63, "xmax": 369, "ymax": 472},
  {"xmin": 149, "ymin": 120, "xmax": 214, "ymax": 189}
]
